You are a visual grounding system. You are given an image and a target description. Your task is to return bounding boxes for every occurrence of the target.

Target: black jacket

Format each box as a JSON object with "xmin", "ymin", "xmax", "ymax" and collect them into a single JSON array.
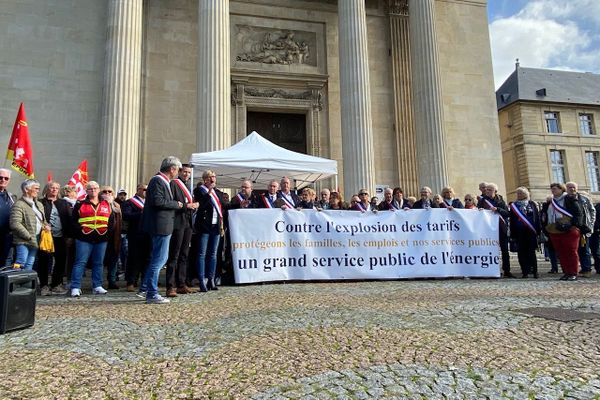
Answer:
[
  {"xmin": 142, "ymin": 174, "xmax": 180, "ymax": 236},
  {"xmin": 193, "ymin": 185, "xmax": 228, "ymax": 233},
  {"xmin": 41, "ymin": 197, "xmax": 73, "ymax": 238}
]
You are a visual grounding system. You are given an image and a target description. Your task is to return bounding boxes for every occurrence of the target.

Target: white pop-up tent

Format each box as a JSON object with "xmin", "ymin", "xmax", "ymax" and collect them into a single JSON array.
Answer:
[{"xmin": 189, "ymin": 131, "xmax": 337, "ymax": 189}]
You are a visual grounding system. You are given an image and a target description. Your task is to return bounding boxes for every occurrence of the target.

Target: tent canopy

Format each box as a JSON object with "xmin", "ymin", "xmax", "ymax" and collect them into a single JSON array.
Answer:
[{"xmin": 189, "ymin": 131, "xmax": 337, "ymax": 189}]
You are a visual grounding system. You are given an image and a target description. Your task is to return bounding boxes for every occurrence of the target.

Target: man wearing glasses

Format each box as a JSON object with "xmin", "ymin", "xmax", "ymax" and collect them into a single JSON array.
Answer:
[
  {"xmin": 141, "ymin": 156, "xmax": 184, "ymax": 304},
  {"xmin": 0, "ymin": 168, "xmax": 16, "ymax": 266}
]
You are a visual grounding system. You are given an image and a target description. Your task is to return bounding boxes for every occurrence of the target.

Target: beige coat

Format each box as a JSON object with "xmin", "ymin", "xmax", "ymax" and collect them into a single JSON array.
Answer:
[{"xmin": 10, "ymin": 197, "xmax": 46, "ymax": 248}]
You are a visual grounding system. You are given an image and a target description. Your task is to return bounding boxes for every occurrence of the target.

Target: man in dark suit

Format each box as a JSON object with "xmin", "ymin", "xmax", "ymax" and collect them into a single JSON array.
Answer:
[
  {"xmin": 258, "ymin": 180, "xmax": 280, "ymax": 209},
  {"xmin": 229, "ymin": 180, "xmax": 256, "ymax": 209},
  {"xmin": 165, "ymin": 164, "xmax": 198, "ymax": 297},
  {"xmin": 193, "ymin": 170, "xmax": 226, "ymax": 292},
  {"xmin": 277, "ymin": 176, "xmax": 300, "ymax": 209},
  {"xmin": 0, "ymin": 168, "xmax": 16, "ymax": 266},
  {"xmin": 141, "ymin": 156, "xmax": 184, "ymax": 304}
]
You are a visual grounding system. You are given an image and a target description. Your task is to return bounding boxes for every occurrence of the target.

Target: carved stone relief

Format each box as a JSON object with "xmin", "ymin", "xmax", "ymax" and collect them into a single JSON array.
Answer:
[
  {"xmin": 234, "ymin": 26, "xmax": 317, "ymax": 66},
  {"xmin": 388, "ymin": 0, "xmax": 408, "ymax": 16}
]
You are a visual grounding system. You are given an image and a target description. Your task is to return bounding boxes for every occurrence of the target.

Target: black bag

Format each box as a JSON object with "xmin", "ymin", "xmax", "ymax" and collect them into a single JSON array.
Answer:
[{"xmin": 556, "ymin": 221, "xmax": 573, "ymax": 232}]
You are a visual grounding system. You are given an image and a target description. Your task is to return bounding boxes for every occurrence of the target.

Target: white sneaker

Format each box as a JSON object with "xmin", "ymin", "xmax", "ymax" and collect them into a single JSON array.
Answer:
[
  {"xmin": 136, "ymin": 291, "xmax": 146, "ymax": 299},
  {"xmin": 146, "ymin": 295, "xmax": 170, "ymax": 304},
  {"xmin": 93, "ymin": 286, "xmax": 108, "ymax": 295},
  {"xmin": 70, "ymin": 288, "xmax": 81, "ymax": 297}
]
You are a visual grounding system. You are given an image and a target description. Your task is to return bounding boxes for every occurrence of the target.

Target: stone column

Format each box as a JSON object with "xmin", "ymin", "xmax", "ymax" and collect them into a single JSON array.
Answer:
[
  {"xmin": 389, "ymin": 0, "xmax": 418, "ymax": 196},
  {"xmin": 99, "ymin": 0, "xmax": 143, "ymax": 193},
  {"xmin": 197, "ymin": 0, "xmax": 231, "ymax": 152},
  {"xmin": 338, "ymin": 0, "xmax": 376, "ymax": 200},
  {"xmin": 409, "ymin": 0, "xmax": 448, "ymax": 192}
]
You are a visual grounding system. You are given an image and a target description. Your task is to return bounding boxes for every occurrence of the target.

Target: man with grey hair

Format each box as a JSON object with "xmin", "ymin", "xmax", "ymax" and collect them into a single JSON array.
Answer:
[
  {"xmin": 477, "ymin": 182, "xmax": 513, "ymax": 278},
  {"xmin": 566, "ymin": 181, "xmax": 595, "ymax": 277},
  {"xmin": 141, "ymin": 156, "xmax": 183, "ymax": 304},
  {"xmin": 0, "ymin": 168, "xmax": 16, "ymax": 265},
  {"xmin": 319, "ymin": 188, "xmax": 331, "ymax": 210},
  {"xmin": 412, "ymin": 186, "xmax": 437, "ymax": 209}
]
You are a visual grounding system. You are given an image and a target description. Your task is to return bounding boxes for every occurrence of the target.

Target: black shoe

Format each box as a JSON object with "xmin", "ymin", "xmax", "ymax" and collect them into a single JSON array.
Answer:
[
  {"xmin": 521, "ymin": 274, "xmax": 529, "ymax": 279},
  {"xmin": 566, "ymin": 275, "xmax": 577, "ymax": 281},
  {"xmin": 108, "ymin": 282, "xmax": 119, "ymax": 290},
  {"xmin": 548, "ymin": 270, "xmax": 558, "ymax": 274},
  {"xmin": 533, "ymin": 273, "xmax": 539, "ymax": 279},
  {"xmin": 503, "ymin": 272, "xmax": 516, "ymax": 278},
  {"xmin": 207, "ymin": 278, "xmax": 219, "ymax": 291},
  {"xmin": 559, "ymin": 274, "xmax": 569, "ymax": 281},
  {"xmin": 199, "ymin": 281, "xmax": 208, "ymax": 292}
]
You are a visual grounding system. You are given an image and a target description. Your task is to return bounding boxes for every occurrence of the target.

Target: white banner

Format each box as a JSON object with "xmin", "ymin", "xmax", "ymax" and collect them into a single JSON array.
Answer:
[{"xmin": 229, "ymin": 209, "xmax": 501, "ymax": 283}]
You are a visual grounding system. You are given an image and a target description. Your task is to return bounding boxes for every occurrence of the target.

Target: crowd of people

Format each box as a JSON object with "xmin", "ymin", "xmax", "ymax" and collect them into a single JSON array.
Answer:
[{"xmin": 0, "ymin": 158, "xmax": 597, "ymax": 304}]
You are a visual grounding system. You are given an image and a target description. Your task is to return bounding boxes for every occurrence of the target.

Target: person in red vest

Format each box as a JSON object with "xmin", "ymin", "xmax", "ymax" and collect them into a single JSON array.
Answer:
[{"xmin": 69, "ymin": 181, "xmax": 114, "ymax": 297}]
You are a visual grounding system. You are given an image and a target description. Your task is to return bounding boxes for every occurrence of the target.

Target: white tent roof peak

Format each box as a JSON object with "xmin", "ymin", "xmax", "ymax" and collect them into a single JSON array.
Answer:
[{"xmin": 189, "ymin": 131, "xmax": 337, "ymax": 189}]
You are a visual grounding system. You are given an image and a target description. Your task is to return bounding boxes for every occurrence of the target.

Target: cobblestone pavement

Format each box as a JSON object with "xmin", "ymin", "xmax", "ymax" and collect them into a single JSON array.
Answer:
[{"xmin": 0, "ymin": 264, "xmax": 599, "ymax": 399}]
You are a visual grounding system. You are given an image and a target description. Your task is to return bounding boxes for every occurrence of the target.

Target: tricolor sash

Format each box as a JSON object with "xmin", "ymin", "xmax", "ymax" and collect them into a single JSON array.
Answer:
[
  {"xmin": 357, "ymin": 202, "xmax": 367, "ymax": 212},
  {"xmin": 279, "ymin": 192, "xmax": 296, "ymax": 208},
  {"xmin": 262, "ymin": 194, "xmax": 275, "ymax": 208},
  {"xmin": 484, "ymin": 198, "xmax": 506, "ymax": 225},
  {"xmin": 173, "ymin": 178, "xmax": 193, "ymax": 203},
  {"xmin": 388, "ymin": 201, "xmax": 398, "ymax": 210},
  {"xmin": 199, "ymin": 185, "xmax": 223, "ymax": 219},
  {"xmin": 154, "ymin": 172, "xmax": 173, "ymax": 198},
  {"xmin": 551, "ymin": 198, "xmax": 573, "ymax": 218},
  {"xmin": 510, "ymin": 203, "xmax": 537, "ymax": 234},
  {"xmin": 129, "ymin": 195, "xmax": 144, "ymax": 210}
]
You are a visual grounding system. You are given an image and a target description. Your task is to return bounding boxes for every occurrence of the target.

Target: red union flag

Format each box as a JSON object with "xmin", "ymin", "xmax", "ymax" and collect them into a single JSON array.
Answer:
[
  {"xmin": 6, "ymin": 103, "xmax": 35, "ymax": 178},
  {"xmin": 68, "ymin": 160, "xmax": 89, "ymax": 200}
]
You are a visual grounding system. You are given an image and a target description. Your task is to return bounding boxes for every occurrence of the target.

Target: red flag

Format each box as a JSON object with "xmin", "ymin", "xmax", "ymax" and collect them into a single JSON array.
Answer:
[
  {"xmin": 68, "ymin": 160, "xmax": 88, "ymax": 200},
  {"xmin": 6, "ymin": 103, "xmax": 35, "ymax": 178},
  {"xmin": 47, "ymin": 171, "xmax": 53, "ymax": 183}
]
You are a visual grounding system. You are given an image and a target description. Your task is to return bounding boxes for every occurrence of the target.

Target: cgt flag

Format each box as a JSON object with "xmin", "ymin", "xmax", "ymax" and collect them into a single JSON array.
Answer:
[
  {"xmin": 68, "ymin": 160, "xmax": 88, "ymax": 200},
  {"xmin": 6, "ymin": 103, "xmax": 35, "ymax": 178}
]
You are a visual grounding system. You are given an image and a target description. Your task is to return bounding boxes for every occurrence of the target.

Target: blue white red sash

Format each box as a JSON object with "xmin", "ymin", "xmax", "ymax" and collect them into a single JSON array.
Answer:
[
  {"xmin": 484, "ymin": 198, "xmax": 506, "ymax": 225},
  {"xmin": 199, "ymin": 185, "xmax": 223, "ymax": 218},
  {"xmin": 551, "ymin": 198, "xmax": 573, "ymax": 218},
  {"xmin": 387, "ymin": 201, "xmax": 398, "ymax": 210},
  {"xmin": 510, "ymin": 203, "xmax": 536, "ymax": 234},
  {"xmin": 129, "ymin": 195, "xmax": 144, "ymax": 210},
  {"xmin": 173, "ymin": 178, "xmax": 193, "ymax": 203},
  {"xmin": 357, "ymin": 202, "xmax": 367, "ymax": 212},
  {"xmin": 279, "ymin": 192, "xmax": 295, "ymax": 208},
  {"xmin": 262, "ymin": 194, "xmax": 275, "ymax": 208},
  {"xmin": 444, "ymin": 199, "xmax": 453, "ymax": 207},
  {"xmin": 154, "ymin": 172, "xmax": 173, "ymax": 198}
]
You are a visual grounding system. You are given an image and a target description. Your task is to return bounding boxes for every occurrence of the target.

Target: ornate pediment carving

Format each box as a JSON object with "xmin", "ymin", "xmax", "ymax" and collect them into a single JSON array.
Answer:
[{"xmin": 234, "ymin": 26, "xmax": 316, "ymax": 66}]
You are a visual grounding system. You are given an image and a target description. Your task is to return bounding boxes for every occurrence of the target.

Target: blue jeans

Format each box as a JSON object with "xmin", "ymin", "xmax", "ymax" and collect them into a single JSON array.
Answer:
[
  {"xmin": 14, "ymin": 244, "xmax": 37, "ymax": 270},
  {"xmin": 144, "ymin": 234, "xmax": 171, "ymax": 299},
  {"xmin": 70, "ymin": 240, "xmax": 107, "ymax": 289},
  {"xmin": 197, "ymin": 225, "xmax": 221, "ymax": 282},
  {"xmin": 578, "ymin": 237, "xmax": 592, "ymax": 272}
]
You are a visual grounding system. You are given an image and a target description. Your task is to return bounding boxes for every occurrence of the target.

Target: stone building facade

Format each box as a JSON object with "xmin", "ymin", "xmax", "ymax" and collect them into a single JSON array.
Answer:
[
  {"xmin": 0, "ymin": 0, "xmax": 503, "ymax": 199},
  {"xmin": 497, "ymin": 64, "xmax": 600, "ymax": 201}
]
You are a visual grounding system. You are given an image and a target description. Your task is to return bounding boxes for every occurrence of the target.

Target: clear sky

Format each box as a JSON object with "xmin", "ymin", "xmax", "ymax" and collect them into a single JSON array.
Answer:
[{"xmin": 488, "ymin": 0, "xmax": 600, "ymax": 88}]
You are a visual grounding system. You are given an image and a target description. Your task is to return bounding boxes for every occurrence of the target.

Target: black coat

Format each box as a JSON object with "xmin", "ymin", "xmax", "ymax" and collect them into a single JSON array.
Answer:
[
  {"xmin": 122, "ymin": 196, "xmax": 145, "ymax": 235},
  {"xmin": 277, "ymin": 191, "xmax": 300, "ymax": 208},
  {"xmin": 412, "ymin": 198, "xmax": 439, "ymax": 209},
  {"xmin": 509, "ymin": 200, "xmax": 541, "ymax": 237},
  {"xmin": 477, "ymin": 195, "xmax": 510, "ymax": 234},
  {"xmin": 170, "ymin": 178, "xmax": 194, "ymax": 230},
  {"xmin": 142, "ymin": 174, "xmax": 180, "ymax": 236},
  {"xmin": 193, "ymin": 185, "xmax": 227, "ymax": 233},
  {"xmin": 41, "ymin": 197, "xmax": 74, "ymax": 237},
  {"xmin": 540, "ymin": 196, "xmax": 584, "ymax": 233}
]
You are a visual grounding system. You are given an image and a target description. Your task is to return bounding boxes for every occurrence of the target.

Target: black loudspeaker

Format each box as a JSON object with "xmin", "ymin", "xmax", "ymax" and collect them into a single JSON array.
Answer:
[{"xmin": 0, "ymin": 270, "xmax": 37, "ymax": 334}]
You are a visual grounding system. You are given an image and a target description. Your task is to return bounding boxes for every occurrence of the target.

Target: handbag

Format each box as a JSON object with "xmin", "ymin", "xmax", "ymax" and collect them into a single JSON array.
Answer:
[{"xmin": 39, "ymin": 229, "xmax": 55, "ymax": 253}]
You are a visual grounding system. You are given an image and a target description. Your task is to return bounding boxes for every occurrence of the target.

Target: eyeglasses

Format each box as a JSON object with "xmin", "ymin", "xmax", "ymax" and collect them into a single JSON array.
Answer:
[
  {"xmin": 359, "ymin": 193, "xmax": 368, "ymax": 196},
  {"xmin": 465, "ymin": 199, "xmax": 473, "ymax": 202},
  {"xmin": 0, "ymin": 177, "xmax": 9, "ymax": 181},
  {"xmin": 102, "ymin": 190, "xmax": 113, "ymax": 194}
]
